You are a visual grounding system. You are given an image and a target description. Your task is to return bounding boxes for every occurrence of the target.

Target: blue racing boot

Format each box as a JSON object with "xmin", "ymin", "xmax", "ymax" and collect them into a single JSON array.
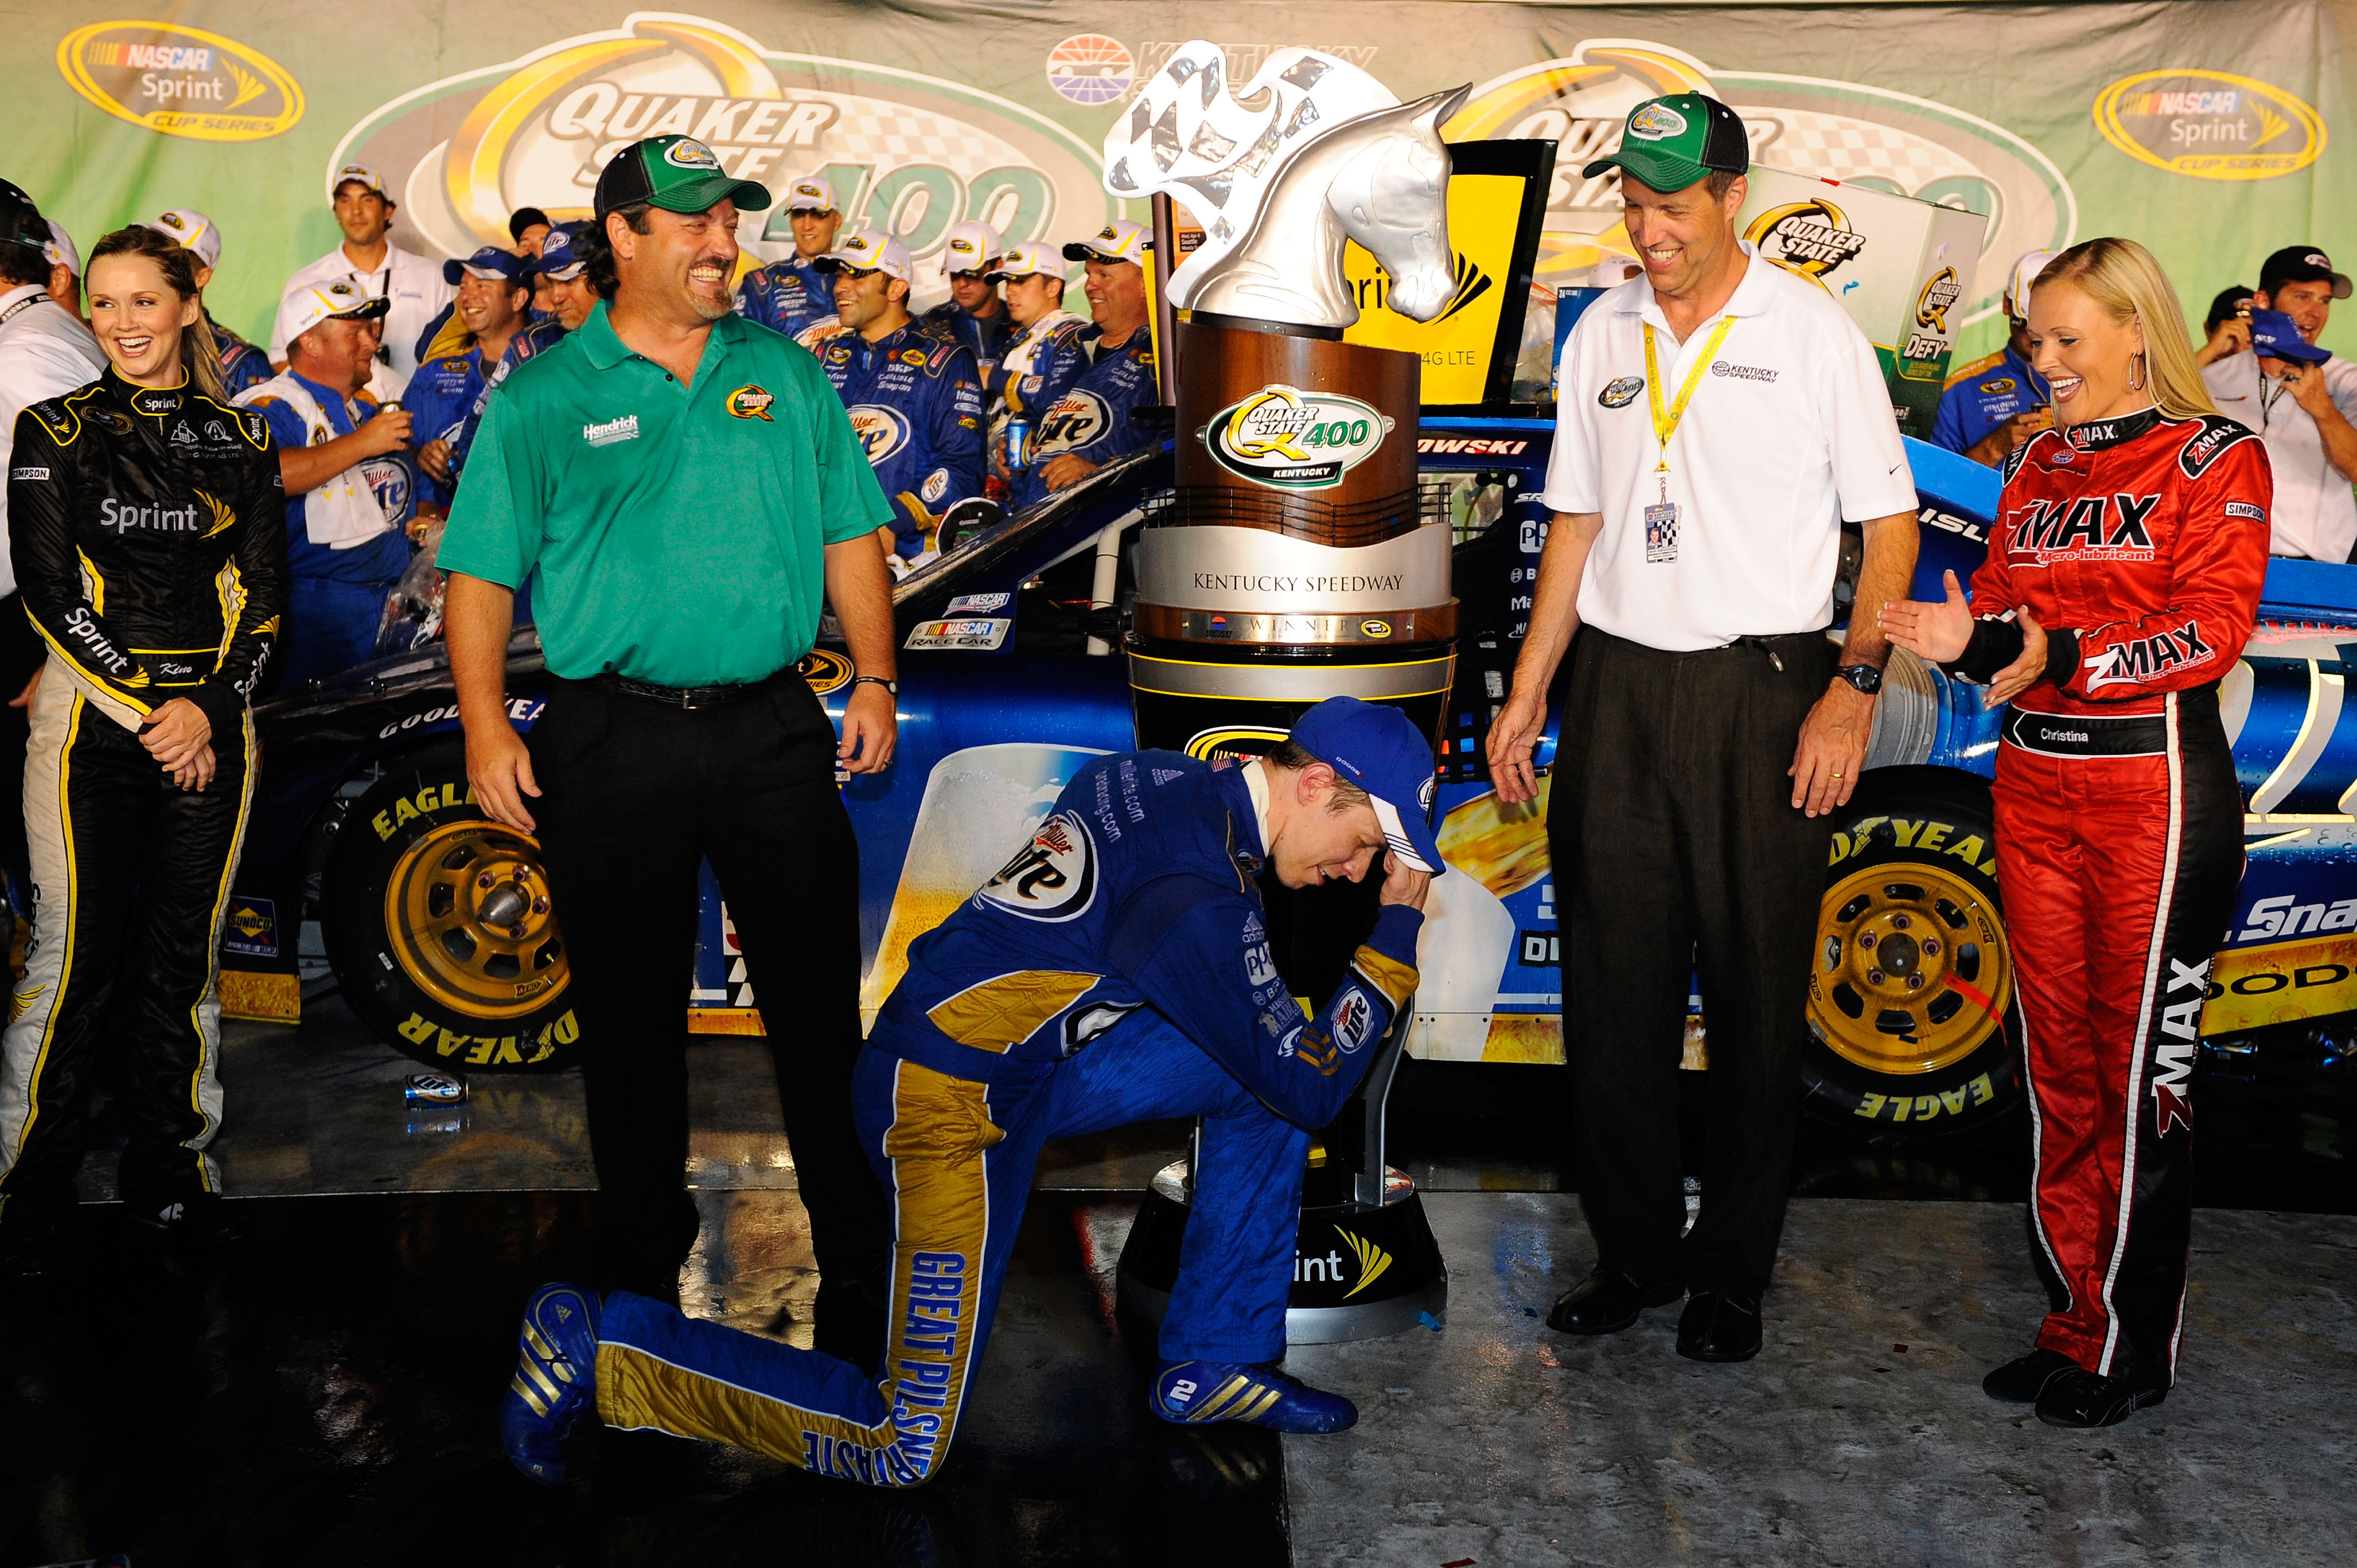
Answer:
[
  {"xmin": 1151, "ymin": 1359, "xmax": 1358, "ymax": 1433},
  {"xmin": 499, "ymin": 1282, "xmax": 603, "ymax": 1484}
]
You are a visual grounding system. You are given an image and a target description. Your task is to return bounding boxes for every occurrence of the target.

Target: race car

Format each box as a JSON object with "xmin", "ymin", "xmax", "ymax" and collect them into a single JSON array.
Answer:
[{"xmin": 213, "ymin": 411, "xmax": 2357, "ymax": 1148}]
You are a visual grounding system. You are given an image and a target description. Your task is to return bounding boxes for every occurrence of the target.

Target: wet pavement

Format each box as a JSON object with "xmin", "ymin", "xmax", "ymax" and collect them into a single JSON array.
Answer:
[{"xmin": 6, "ymin": 1000, "xmax": 2354, "ymax": 1565}]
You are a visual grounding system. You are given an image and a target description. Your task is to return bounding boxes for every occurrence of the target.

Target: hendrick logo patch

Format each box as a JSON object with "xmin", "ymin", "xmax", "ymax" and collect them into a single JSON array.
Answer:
[{"xmin": 583, "ymin": 414, "xmax": 640, "ymax": 447}]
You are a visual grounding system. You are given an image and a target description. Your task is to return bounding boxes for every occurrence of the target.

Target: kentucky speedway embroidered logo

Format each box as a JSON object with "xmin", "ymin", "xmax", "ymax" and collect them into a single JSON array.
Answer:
[
  {"xmin": 727, "ymin": 384, "xmax": 775, "ymax": 421},
  {"xmin": 1598, "ymin": 375, "xmax": 1645, "ymax": 408}
]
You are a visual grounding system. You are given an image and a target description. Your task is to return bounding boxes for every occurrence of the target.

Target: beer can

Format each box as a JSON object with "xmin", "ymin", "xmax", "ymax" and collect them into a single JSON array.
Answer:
[
  {"xmin": 1003, "ymin": 416, "xmax": 1033, "ymax": 470},
  {"xmin": 404, "ymin": 1071, "xmax": 465, "ymax": 1106}
]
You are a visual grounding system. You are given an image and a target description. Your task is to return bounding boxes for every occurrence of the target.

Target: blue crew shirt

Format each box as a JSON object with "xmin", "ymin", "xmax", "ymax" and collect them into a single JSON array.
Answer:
[
  {"xmin": 737, "ymin": 256, "xmax": 836, "ymax": 340},
  {"xmin": 1011, "ymin": 326, "xmax": 1157, "ymax": 510},
  {"xmin": 1931, "ymin": 345, "xmax": 2050, "ymax": 456},
  {"xmin": 250, "ymin": 371, "xmax": 415, "ymax": 586}
]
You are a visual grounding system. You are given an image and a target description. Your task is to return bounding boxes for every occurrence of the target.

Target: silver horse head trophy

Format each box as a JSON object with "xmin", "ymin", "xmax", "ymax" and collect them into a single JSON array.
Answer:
[{"xmin": 1104, "ymin": 43, "xmax": 1471, "ymax": 333}]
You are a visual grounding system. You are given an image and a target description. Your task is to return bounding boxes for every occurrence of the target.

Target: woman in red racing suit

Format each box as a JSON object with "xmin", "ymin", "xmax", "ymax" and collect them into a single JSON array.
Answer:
[{"xmin": 1884, "ymin": 238, "xmax": 2271, "ymax": 1429}]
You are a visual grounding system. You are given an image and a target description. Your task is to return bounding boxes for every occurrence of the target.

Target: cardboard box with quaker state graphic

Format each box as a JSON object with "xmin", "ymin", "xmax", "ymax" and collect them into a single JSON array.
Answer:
[{"xmin": 1736, "ymin": 167, "xmax": 1989, "ymax": 440}]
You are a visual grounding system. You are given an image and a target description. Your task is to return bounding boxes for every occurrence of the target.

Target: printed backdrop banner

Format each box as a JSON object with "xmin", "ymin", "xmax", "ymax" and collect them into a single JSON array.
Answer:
[{"xmin": 18, "ymin": 3, "xmax": 2355, "ymax": 367}]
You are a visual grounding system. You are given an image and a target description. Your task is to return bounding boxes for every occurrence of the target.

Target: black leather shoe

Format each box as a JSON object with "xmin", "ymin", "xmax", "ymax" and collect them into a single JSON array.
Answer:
[
  {"xmin": 2035, "ymin": 1367, "xmax": 2168, "ymax": 1428},
  {"xmin": 1675, "ymin": 1290, "xmax": 1763, "ymax": 1363},
  {"xmin": 1546, "ymin": 1268, "xmax": 1684, "ymax": 1335},
  {"xmin": 1983, "ymin": 1347, "xmax": 2081, "ymax": 1404},
  {"xmin": 126, "ymin": 1193, "xmax": 249, "ymax": 1254}
]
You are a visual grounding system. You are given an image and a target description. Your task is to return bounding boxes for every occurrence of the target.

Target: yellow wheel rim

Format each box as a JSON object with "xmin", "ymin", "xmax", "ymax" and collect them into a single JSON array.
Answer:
[
  {"xmin": 382, "ymin": 818, "xmax": 569, "ymax": 1020},
  {"xmin": 1808, "ymin": 860, "xmax": 2010, "ymax": 1075}
]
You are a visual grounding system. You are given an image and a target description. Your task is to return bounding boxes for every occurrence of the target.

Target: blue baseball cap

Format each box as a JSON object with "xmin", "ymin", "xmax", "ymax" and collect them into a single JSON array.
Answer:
[
  {"xmin": 536, "ymin": 222, "xmax": 588, "ymax": 281},
  {"xmin": 1286, "ymin": 697, "xmax": 1443, "ymax": 874},
  {"xmin": 442, "ymin": 245, "xmax": 534, "ymax": 288},
  {"xmin": 2251, "ymin": 306, "xmax": 2330, "ymax": 365}
]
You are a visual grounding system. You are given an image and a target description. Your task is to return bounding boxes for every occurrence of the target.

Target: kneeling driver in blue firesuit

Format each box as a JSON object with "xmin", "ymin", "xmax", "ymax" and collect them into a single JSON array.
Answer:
[{"xmin": 498, "ymin": 697, "xmax": 1439, "ymax": 1486}]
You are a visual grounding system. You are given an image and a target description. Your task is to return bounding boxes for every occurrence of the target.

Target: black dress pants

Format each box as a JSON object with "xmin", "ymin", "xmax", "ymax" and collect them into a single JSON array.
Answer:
[
  {"xmin": 1550, "ymin": 627, "xmax": 1835, "ymax": 1298},
  {"xmin": 528, "ymin": 673, "xmax": 888, "ymax": 1325}
]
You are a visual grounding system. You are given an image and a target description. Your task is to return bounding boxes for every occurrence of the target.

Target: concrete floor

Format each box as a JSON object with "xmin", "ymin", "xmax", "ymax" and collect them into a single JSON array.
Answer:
[
  {"xmin": 1285, "ymin": 1193, "xmax": 2357, "ymax": 1567},
  {"xmin": 41, "ymin": 1003, "xmax": 2357, "ymax": 1565}
]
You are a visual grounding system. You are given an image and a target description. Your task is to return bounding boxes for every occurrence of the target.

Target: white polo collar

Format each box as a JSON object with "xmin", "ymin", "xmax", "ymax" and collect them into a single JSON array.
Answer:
[{"xmin": 1615, "ymin": 240, "xmax": 1775, "ymax": 331}]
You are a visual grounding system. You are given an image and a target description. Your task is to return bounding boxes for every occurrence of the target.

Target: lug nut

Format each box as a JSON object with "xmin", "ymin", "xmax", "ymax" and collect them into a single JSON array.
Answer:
[
  {"xmin": 1859, "ymin": 931, "xmax": 1877, "ymax": 948},
  {"xmin": 1922, "ymin": 938, "xmax": 1940, "ymax": 956},
  {"xmin": 1867, "ymin": 969, "xmax": 1886, "ymax": 986},
  {"xmin": 478, "ymin": 872, "xmax": 495, "ymax": 889},
  {"xmin": 533, "ymin": 898, "xmax": 548, "ymax": 915},
  {"xmin": 1892, "ymin": 914, "xmax": 1912, "ymax": 930},
  {"xmin": 1906, "ymin": 974, "xmax": 1924, "ymax": 991}
]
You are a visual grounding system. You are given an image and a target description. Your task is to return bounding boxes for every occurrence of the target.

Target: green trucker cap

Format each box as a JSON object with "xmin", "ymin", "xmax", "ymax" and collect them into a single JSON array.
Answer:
[
  {"xmin": 594, "ymin": 135, "xmax": 772, "ymax": 219},
  {"xmin": 1582, "ymin": 93, "xmax": 1750, "ymax": 194}
]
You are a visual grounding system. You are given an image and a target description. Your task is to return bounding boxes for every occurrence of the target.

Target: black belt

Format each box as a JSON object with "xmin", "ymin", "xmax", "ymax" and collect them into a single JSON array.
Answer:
[
  {"xmin": 590, "ymin": 668, "xmax": 788, "ymax": 711},
  {"xmin": 2002, "ymin": 706, "xmax": 2167, "ymax": 758}
]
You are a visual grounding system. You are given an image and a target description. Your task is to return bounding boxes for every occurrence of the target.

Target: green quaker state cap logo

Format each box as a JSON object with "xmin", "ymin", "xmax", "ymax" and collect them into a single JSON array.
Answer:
[
  {"xmin": 1628, "ymin": 101, "xmax": 1688, "ymax": 141},
  {"xmin": 1203, "ymin": 385, "xmax": 1395, "ymax": 492}
]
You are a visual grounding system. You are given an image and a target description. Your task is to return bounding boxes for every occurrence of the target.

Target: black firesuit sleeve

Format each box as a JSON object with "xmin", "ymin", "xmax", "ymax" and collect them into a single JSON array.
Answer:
[
  {"xmin": 1106, "ymin": 879, "xmax": 1424, "ymax": 1129},
  {"xmin": 8, "ymin": 406, "xmax": 156, "ymax": 730},
  {"xmin": 186, "ymin": 415, "xmax": 286, "ymax": 734}
]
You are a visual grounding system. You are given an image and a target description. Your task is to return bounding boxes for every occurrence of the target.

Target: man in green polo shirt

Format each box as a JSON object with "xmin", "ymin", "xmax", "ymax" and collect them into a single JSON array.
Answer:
[{"xmin": 439, "ymin": 133, "xmax": 898, "ymax": 1362}]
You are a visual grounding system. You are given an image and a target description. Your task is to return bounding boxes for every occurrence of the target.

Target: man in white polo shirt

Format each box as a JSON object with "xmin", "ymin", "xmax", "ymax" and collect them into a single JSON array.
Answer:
[
  {"xmin": 1485, "ymin": 94, "xmax": 1919, "ymax": 1365},
  {"xmin": 2202, "ymin": 246, "xmax": 2357, "ymax": 561},
  {"xmin": 270, "ymin": 163, "xmax": 452, "ymax": 383}
]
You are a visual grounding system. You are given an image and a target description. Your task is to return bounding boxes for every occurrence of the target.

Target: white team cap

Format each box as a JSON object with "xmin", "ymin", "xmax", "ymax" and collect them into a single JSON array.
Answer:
[
  {"xmin": 986, "ymin": 241, "xmax": 1062, "ymax": 283},
  {"xmin": 42, "ymin": 221, "xmax": 78, "ymax": 276},
  {"xmin": 939, "ymin": 220, "xmax": 1005, "ymax": 278},
  {"xmin": 815, "ymin": 226, "xmax": 912, "ymax": 284},
  {"xmin": 2003, "ymin": 249, "xmax": 2059, "ymax": 320},
  {"xmin": 152, "ymin": 208, "xmax": 221, "ymax": 269},
  {"xmin": 786, "ymin": 176, "xmax": 836, "ymax": 214}
]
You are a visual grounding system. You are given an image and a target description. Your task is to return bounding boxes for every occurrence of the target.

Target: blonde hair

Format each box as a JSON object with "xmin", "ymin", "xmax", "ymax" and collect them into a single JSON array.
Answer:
[
  {"xmin": 88, "ymin": 224, "xmax": 229, "ymax": 404},
  {"xmin": 2031, "ymin": 238, "xmax": 2216, "ymax": 422}
]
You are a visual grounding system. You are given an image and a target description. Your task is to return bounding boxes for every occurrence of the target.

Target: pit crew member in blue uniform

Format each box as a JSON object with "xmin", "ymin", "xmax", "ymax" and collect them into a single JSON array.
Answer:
[
  {"xmin": 984, "ymin": 240, "xmax": 1089, "ymax": 489},
  {"xmin": 920, "ymin": 220, "xmax": 1015, "ymax": 377},
  {"xmin": 1012, "ymin": 220, "xmax": 1156, "ymax": 511},
  {"xmin": 238, "ymin": 281, "xmax": 415, "ymax": 686},
  {"xmin": 402, "ymin": 246, "xmax": 538, "ymax": 509},
  {"xmin": 1932, "ymin": 249, "xmax": 2055, "ymax": 468},
  {"xmin": 533, "ymin": 223, "xmax": 598, "ymax": 331},
  {"xmin": 813, "ymin": 228, "xmax": 984, "ymax": 566},
  {"xmin": 735, "ymin": 174, "xmax": 842, "ymax": 341},
  {"xmin": 497, "ymin": 697, "xmax": 1440, "ymax": 1486},
  {"xmin": 151, "ymin": 209, "xmax": 275, "ymax": 398}
]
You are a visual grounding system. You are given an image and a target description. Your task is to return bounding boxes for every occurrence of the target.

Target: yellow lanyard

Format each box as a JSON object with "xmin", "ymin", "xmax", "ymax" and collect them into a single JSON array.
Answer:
[{"xmin": 1643, "ymin": 316, "xmax": 1736, "ymax": 501}]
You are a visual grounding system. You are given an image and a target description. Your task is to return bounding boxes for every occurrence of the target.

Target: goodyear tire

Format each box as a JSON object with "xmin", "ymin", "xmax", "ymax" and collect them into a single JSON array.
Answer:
[
  {"xmin": 322, "ymin": 744, "xmax": 581, "ymax": 1073},
  {"xmin": 1802, "ymin": 766, "xmax": 2022, "ymax": 1139}
]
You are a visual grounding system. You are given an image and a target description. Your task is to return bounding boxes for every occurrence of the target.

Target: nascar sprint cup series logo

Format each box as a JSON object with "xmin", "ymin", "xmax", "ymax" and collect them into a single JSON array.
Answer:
[
  {"xmin": 333, "ymin": 12, "xmax": 1110, "ymax": 269},
  {"xmin": 2093, "ymin": 69, "xmax": 2324, "ymax": 180},
  {"xmin": 56, "ymin": 21, "xmax": 302, "ymax": 141},
  {"xmin": 1206, "ymin": 385, "xmax": 1395, "ymax": 492},
  {"xmin": 1445, "ymin": 39, "xmax": 2075, "ymax": 327}
]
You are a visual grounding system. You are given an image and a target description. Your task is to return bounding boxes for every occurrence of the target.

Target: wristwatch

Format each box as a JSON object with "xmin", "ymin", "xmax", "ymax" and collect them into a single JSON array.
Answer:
[
  {"xmin": 1835, "ymin": 663, "xmax": 1883, "ymax": 695},
  {"xmin": 850, "ymin": 675, "xmax": 899, "ymax": 697}
]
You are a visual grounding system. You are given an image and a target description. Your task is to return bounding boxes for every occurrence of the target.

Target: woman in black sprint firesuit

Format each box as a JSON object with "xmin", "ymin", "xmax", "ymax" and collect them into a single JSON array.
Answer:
[{"xmin": 0, "ymin": 224, "xmax": 285, "ymax": 1281}]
